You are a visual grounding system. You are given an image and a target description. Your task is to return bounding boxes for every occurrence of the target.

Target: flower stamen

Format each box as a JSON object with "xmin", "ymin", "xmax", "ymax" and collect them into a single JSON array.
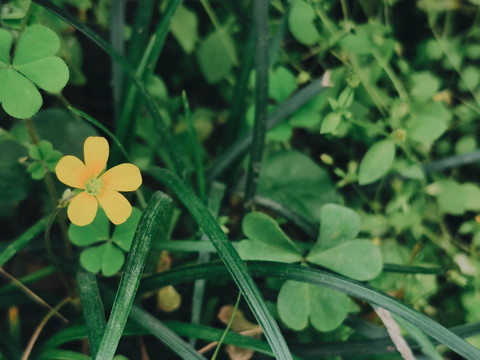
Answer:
[{"xmin": 85, "ymin": 176, "xmax": 103, "ymax": 196}]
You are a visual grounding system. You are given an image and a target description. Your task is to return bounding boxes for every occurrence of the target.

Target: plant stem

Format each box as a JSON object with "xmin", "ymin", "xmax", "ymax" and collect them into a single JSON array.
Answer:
[
  {"xmin": 24, "ymin": 118, "xmax": 72, "ymax": 259},
  {"xmin": 211, "ymin": 292, "xmax": 242, "ymax": 360},
  {"xmin": 244, "ymin": 0, "xmax": 269, "ymax": 209}
]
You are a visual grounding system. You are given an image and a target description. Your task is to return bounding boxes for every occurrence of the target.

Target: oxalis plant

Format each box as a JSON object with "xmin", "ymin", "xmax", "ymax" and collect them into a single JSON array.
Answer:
[{"xmin": 2, "ymin": 1, "xmax": 480, "ymax": 360}]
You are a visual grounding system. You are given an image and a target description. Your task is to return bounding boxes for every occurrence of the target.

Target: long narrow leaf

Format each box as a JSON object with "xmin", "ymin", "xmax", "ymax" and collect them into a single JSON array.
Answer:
[
  {"xmin": 76, "ymin": 268, "xmax": 106, "ymax": 358},
  {"xmin": 0, "ymin": 217, "xmax": 46, "ymax": 267},
  {"xmin": 146, "ymin": 168, "xmax": 294, "ymax": 360},
  {"xmin": 32, "ymin": 0, "xmax": 186, "ymax": 178},
  {"xmin": 95, "ymin": 192, "xmax": 173, "ymax": 360},
  {"xmin": 139, "ymin": 261, "xmax": 480, "ymax": 360},
  {"xmin": 244, "ymin": 0, "xmax": 270, "ymax": 207}
]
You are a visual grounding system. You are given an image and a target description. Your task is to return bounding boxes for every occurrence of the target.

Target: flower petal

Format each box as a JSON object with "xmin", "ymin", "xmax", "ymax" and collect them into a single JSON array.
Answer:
[
  {"xmin": 68, "ymin": 191, "xmax": 98, "ymax": 226},
  {"xmin": 55, "ymin": 155, "xmax": 89, "ymax": 189},
  {"xmin": 84, "ymin": 136, "xmax": 109, "ymax": 176},
  {"xmin": 101, "ymin": 163, "xmax": 142, "ymax": 192},
  {"xmin": 97, "ymin": 189, "xmax": 132, "ymax": 225}
]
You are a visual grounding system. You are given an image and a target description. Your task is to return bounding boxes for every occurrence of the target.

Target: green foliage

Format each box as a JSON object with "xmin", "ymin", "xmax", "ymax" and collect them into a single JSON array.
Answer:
[
  {"xmin": 4, "ymin": 1, "xmax": 480, "ymax": 359},
  {"xmin": 0, "ymin": 25, "xmax": 69, "ymax": 118},
  {"xmin": 27, "ymin": 140, "xmax": 62, "ymax": 179},
  {"xmin": 69, "ymin": 208, "xmax": 142, "ymax": 276}
]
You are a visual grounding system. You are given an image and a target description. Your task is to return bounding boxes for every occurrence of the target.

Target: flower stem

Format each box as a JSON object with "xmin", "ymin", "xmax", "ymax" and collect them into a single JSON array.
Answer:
[{"xmin": 24, "ymin": 118, "xmax": 72, "ymax": 259}]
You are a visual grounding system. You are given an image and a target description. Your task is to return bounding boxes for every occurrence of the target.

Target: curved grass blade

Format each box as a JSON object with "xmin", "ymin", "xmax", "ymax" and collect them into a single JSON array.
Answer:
[
  {"xmin": 95, "ymin": 192, "xmax": 173, "ymax": 360},
  {"xmin": 36, "ymin": 319, "xmax": 480, "ymax": 359},
  {"xmin": 76, "ymin": 268, "xmax": 106, "ymax": 358},
  {"xmin": 39, "ymin": 349, "xmax": 90, "ymax": 360},
  {"xmin": 139, "ymin": 261, "xmax": 480, "ymax": 360},
  {"xmin": 146, "ymin": 168, "xmax": 294, "ymax": 360},
  {"xmin": 32, "ymin": 0, "xmax": 186, "ymax": 178},
  {"xmin": 116, "ymin": 0, "xmax": 183, "ymax": 153},
  {"xmin": 244, "ymin": 0, "xmax": 270, "ymax": 208},
  {"xmin": 191, "ymin": 182, "xmax": 226, "ymax": 346},
  {"xmin": 0, "ymin": 217, "xmax": 47, "ymax": 267},
  {"xmin": 206, "ymin": 76, "xmax": 328, "ymax": 182},
  {"xmin": 183, "ymin": 91, "xmax": 207, "ymax": 202}
]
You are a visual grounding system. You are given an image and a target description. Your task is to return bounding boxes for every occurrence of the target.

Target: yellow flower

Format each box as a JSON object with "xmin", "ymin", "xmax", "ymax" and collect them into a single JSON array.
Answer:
[{"xmin": 55, "ymin": 136, "xmax": 142, "ymax": 226}]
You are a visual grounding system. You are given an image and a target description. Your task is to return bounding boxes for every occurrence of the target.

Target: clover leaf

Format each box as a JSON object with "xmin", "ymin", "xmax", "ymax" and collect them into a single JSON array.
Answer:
[
  {"xmin": 68, "ymin": 207, "xmax": 142, "ymax": 276},
  {"xmin": 238, "ymin": 206, "xmax": 382, "ymax": 332},
  {"xmin": 277, "ymin": 280, "xmax": 350, "ymax": 332},
  {"xmin": 306, "ymin": 204, "xmax": 383, "ymax": 281},
  {"xmin": 0, "ymin": 25, "xmax": 69, "ymax": 119},
  {"xmin": 27, "ymin": 140, "xmax": 63, "ymax": 180},
  {"xmin": 237, "ymin": 212, "xmax": 302, "ymax": 263}
]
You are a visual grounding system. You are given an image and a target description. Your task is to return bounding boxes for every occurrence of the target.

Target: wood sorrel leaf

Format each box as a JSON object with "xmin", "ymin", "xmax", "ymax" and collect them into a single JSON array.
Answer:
[
  {"xmin": 237, "ymin": 212, "xmax": 302, "ymax": 263},
  {"xmin": 313, "ymin": 203, "xmax": 361, "ymax": 251},
  {"xmin": 288, "ymin": 0, "xmax": 321, "ymax": 46},
  {"xmin": 277, "ymin": 280, "xmax": 350, "ymax": 332},
  {"xmin": 258, "ymin": 150, "xmax": 337, "ymax": 222},
  {"xmin": 69, "ymin": 208, "xmax": 110, "ymax": 247},
  {"xmin": 112, "ymin": 208, "xmax": 143, "ymax": 251},
  {"xmin": 306, "ymin": 240, "xmax": 383, "ymax": 281},
  {"xmin": 0, "ymin": 25, "xmax": 69, "ymax": 118}
]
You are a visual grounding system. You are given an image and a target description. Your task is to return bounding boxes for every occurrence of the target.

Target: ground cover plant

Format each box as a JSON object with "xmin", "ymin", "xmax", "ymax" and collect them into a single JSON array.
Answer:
[{"xmin": 2, "ymin": 0, "xmax": 480, "ymax": 359}]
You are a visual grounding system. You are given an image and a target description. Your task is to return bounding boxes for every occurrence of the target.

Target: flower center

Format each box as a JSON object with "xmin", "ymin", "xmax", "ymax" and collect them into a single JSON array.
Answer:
[{"xmin": 85, "ymin": 176, "xmax": 103, "ymax": 196}]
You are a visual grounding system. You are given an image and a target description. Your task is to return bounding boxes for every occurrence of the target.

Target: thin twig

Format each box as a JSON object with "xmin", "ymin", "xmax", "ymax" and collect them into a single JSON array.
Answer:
[{"xmin": 0, "ymin": 268, "xmax": 68, "ymax": 323}]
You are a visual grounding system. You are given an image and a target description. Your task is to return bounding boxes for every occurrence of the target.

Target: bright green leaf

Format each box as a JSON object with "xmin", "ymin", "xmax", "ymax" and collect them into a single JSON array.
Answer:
[
  {"xmin": 170, "ymin": 5, "xmax": 198, "ymax": 54},
  {"xmin": 13, "ymin": 25, "xmax": 61, "ymax": 65},
  {"xmin": 80, "ymin": 245, "xmax": 104, "ymax": 274},
  {"xmin": 112, "ymin": 208, "xmax": 143, "ymax": 251},
  {"xmin": 14, "ymin": 56, "xmax": 69, "ymax": 93},
  {"xmin": 409, "ymin": 72, "xmax": 440, "ymax": 103},
  {"xmin": 358, "ymin": 139, "xmax": 396, "ymax": 185},
  {"xmin": 269, "ymin": 67, "xmax": 297, "ymax": 103},
  {"xmin": 320, "ymin": 112, "xmax": 341, "ymax": 134},
  {"xmin": 340, "ymin": 33, "xmax": 373, "ymax": 55},
  {"xmin": 197, "ymin": 29, "xmax": 235, "ymax": 84},
  {"xmin": 436, "ymin": 179, "xmax": 466, "ymax": 215},
  {"xmin": 27, "ymin": 162, "xmax": 46, "ymax": 180},
  {"xmin": 277, "ymin": 280, "xmax": 350, "ymax": 332},
  {"xmin": 288, "ymin": 0, "xmax": 321, "ymax": 45},
  {"xmin": 306, "ymin": 240, "xmax": 383, "ymax": 281},
  {"xmin": 266, "ymin": 122, "xmax": 293, "ymax": 142},
  {"xmin": 0, "ymin": 29, "xmax": 12, "ymax": 68},
  {"xmin": 313, "ymin": 204, "xmax": 361, "ymax": 251},
  {"xmin": 101, "ymin": 243, "xmax": 125, "ymax": 276},
  {"xmin": 408, "ymin": 117, "xmax": 447, "ymax": 143},
  {"xmin": 0, "ymin": 68, "xmax": 42, "ymax": 118},
  {"xmin": 237, "ymin": 212, "xmax": 302, "ymax": 263},
  {"xmin": 69, "ymin": 208, "xmax": 110, "ymax": 247}
]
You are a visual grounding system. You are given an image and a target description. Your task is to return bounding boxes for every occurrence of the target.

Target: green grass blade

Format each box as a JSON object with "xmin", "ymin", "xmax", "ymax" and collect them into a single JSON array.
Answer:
[
  {"xmin": 244, "ymin": 0, "xmax": 270, "ymax": 208},
  {"xmin": 269, "ymin": 4, "xmax": 290, "ymax": 67},
  {"xmin": 116, "ymin": 0, "xmax": 183, "ymax": 153},
  {"xmin": 32, "ymin": 0, "xmax": 186, "ymax": 178},
  {"xmin": 39, "ymin": 349, "xmax": 91, "ymax": 360},
  {"xmin": 182, "ymin": 91, "xmax": 207, "ymax": 202},
  {"xmin": 146, "ymin": 167, "xmax": 294, "ymax": 360},
  {"xmin": 126, "ymin": 0, "xmax": 156, "ymax": 68},
  {"xmin": 95, "ymin": 192, "xmax": 173, "ymax": 360},
  {"xmin": 110, "ymin": 0, "xmax": 126, "ymax": 120},
  {"xmin": 129, "ymin": 301, "xmax": 207, "ymax": 360},
  {"xmin": 393, "ymin": 315, "xmax": 443, "ymax": 360},
  {"xmin": 139, "ymin": 261, "xmax": 480, "ymax": 360},
  {"xmin": 0, "ymin": 217, "xmax": 47, "ymax": 267},
  {"xmin": 222, "ymin": 28, "xmax": 256, "ymax": 147},
  {"xmin": 76, "ymin": 268, "xmax": 106, "ymax": 358},
  {"xmin": 206, "ymin": 76, "xmax": 328, "ymax": 181},
  {"xmin": 190, "ymin": 182, "xmax": 226, "ymax": 345}
]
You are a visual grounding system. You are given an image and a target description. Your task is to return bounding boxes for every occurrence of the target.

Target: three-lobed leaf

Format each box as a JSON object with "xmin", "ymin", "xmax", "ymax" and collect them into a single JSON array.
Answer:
[
  {"xmin": 277, "ymin": 280, "xmax": 350, "ymax": 332},
  {"xmin": 0, "ymin": 25, "xmax": 69, "ymax": 118},
  {"xmin": 288, "ymin": 0, "xmax": 321, "ymax": 46},
  {"xmin": 237, "ymin": 212, "xmax": 302, "ymax": 263}
]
